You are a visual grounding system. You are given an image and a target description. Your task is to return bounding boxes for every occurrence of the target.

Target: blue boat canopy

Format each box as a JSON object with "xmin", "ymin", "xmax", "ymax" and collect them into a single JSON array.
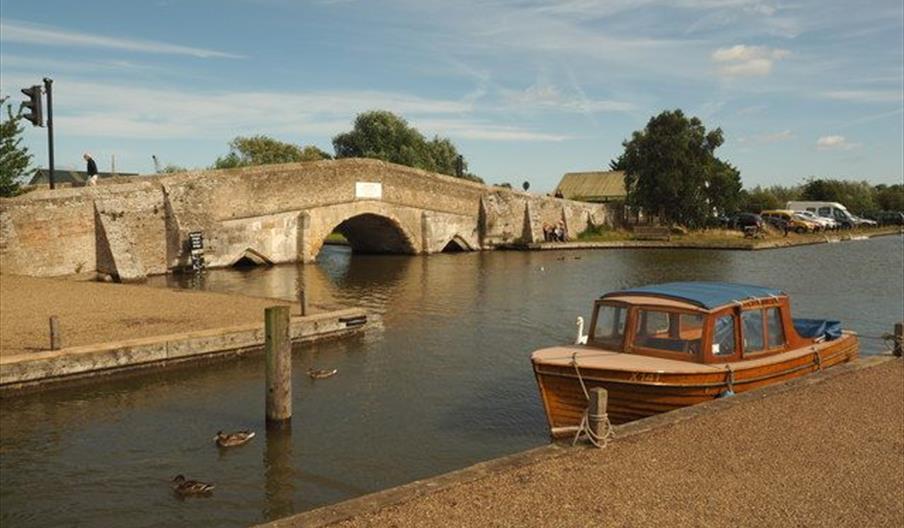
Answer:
[{"xmin": 603, "ymin": 281, "xmax": 786, "ymax": 310}]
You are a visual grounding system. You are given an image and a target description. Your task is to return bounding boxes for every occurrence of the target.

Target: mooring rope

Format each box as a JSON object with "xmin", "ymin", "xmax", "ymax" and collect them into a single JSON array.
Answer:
[
  {"xmin": 722, "ymin": 364, "xmax": 735, "ymax": 397},
  {"xmin": 570, "ymin": 350, "xmax": 614, "ymax": 449},
  {"xmin": 813, "ymin": 349, "xmax": 823, "ymax": 371}
]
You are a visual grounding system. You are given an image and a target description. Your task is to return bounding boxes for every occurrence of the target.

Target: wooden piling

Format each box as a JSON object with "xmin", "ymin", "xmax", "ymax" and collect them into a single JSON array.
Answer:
[
  {"xmin": 265, "ymin": 305, "xmax": 292, "ymax": 429},
  {"xmin": 49, "ymin": 316, "xmax": 61, "ymax": 351},
  {"xmin": 587, "ymin": 387, "xmax": 608, "ymax": 441},
  {"xmin": 894, "ymin": 322, "xmax": 903, "ymax": 358},
  {"xmin": 298, "ymin": 289, "xmax": 307, "ymax": 317}
]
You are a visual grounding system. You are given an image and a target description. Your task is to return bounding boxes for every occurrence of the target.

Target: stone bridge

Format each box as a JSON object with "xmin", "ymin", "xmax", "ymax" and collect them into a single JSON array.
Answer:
[{"xmin": 0, "ymin": 159, "xmax": 615, "ymax": 281}]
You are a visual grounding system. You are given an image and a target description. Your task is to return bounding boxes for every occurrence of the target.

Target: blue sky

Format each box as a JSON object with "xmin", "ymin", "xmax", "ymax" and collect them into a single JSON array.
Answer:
[{"xmin": 1, "ymin": 0, "xmax": 902, "ymax": 191}]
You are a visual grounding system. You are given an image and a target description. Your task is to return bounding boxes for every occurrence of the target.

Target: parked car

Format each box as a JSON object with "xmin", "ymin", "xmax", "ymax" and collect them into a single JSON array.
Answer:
[
  {"xmin": 875, "ymin": 211, "xmax": 904, "ymax": 226},
  {"xmin": 732, "ymin": 213, "xmax": 764, "ymax": 230},
  {"xmin": 787, "ymin": 201, "xmax": 856, "ymax": 229},
  {"xmin": 795, "ymin": 210, "xmax": 838, "ymax": 230},
  {"xmin": 852, "ymin": 215, "xmax": 878, "ymax": 228},
  {"xmin": 761, "ymin": 210, "xmax": 818, "ymax": 233}
]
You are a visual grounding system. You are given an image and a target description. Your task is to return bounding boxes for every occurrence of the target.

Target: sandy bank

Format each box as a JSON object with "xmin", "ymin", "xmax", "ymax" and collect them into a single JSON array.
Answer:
[{"xmin": 0, "ymin": 274, "xmax": 291, "ymax": 357}]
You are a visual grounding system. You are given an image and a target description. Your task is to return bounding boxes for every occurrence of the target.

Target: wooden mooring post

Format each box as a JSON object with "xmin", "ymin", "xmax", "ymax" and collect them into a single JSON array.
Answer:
[
  {"xmin": 298, "ymin": 289, "xmax": 307, "ymax": 317},
  {"xmin": 49, "ymin": 316, "xmax": 61, "ymax": 351},
  {"xmin": 894, "ymin": 322, "xmax": 903, "ymax": 358},
  {"xmin": 265, "ymin": 305, "xmax": 292, "ymax": 429},
  {"xmin": 587, "ymin": 387, "xmax": 609, "ymax": 441}
]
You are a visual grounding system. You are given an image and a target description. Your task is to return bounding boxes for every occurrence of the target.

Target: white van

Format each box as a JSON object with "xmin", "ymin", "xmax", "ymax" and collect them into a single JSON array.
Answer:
[{"xmin": 786, "ymin": 201, "xmax": 855, "ymax": 228}]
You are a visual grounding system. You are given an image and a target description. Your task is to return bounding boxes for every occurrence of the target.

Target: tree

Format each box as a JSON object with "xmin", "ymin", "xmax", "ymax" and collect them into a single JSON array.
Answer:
[
  {"xmin": 332, "ymin": 110, "xmax": 482, "ymax": 182},
  {"xmin": 213, "ymin": 135, "xmax": 331, "ymax": 169},
  {"xmin": 875, "ymin": 184, "xmax": 904, "ymax": 212},
  {"xmin": 740, "ymin": 184, "xmax": 802, "ymax": 213},
  {"xmin": 801, "ymin": 178, "xmax": 876, "ymax": 214},
  {"xmin": 0, "ymin": 96, "xmax": 35, "ymax": 197},
  {"xmin": 619, "ymin": 109, "xmax": 741, "ymax": 227}
]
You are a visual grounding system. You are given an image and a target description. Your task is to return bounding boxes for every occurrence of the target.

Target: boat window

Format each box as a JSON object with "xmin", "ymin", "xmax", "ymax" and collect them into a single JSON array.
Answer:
[
  {"xmin": 592, "ymin": 304, "xmax": 627, "ymax": 349},
  {"xmin": 742, "ymin": 310, "xmax": 765, "ymax": 354},
  {"xmin": 766, "ymin": 307, "xmax": 785, "ymax": 348},
  {"xmin": 712, "ymin": 314, "xmax": 736, "ymax": 356},
  {"xmin": 634, "ymin": 309, "xmax": 701, "ymax": 354}
]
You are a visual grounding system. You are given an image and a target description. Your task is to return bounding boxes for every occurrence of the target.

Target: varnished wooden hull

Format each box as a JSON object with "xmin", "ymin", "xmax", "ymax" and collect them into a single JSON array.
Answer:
[{"xmin": 533, "ymin": 334, "xmax": 860, "ymax": 438}]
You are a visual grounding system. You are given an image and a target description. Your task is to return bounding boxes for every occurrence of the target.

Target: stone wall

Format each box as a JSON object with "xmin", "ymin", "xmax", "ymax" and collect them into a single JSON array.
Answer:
[{"xmin": 1, "ymin": 159, "xmax": 615, "ymax": 279}]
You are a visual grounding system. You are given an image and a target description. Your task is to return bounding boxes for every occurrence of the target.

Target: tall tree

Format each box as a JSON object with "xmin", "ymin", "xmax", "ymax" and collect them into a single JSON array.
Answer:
[
  {"xmin": 213, "ymin": 135, "xmax": 331, "ymax": 169},
  {"xmin": 332, "ymin": 110, "xmax": 482, "ymax": 182},
  {"xmin": 875, "ymin": 184, "xmax": 904, "ymax": 211},
  {"xmin": 0, "ymin": 96, "xmax": 34, "ymax": 197},
  {"xmin": 619, "ymin": 109, "xmax": 741, "ymax": 226},
  {"xmin": 801, "ymin": 178, "xmax": 877, "ymax": 214}
]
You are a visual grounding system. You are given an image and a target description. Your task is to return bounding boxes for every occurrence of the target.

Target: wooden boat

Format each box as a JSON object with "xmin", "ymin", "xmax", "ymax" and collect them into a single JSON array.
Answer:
[{"xmin": 531, "ymin": 282, "xmax": 859, "ymax": 439}]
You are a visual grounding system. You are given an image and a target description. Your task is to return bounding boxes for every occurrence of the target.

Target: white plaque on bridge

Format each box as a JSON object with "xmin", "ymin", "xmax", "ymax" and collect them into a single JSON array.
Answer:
[{"xmin": 355, "ymin": 182, "xmax": 382, "ymax": 199}]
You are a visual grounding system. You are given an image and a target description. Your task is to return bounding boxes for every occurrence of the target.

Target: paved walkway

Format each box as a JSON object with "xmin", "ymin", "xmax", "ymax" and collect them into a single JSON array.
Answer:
[
  {"xmin": 0, "ymin": 275, "xmax": 291, "ymax": 357},
  {"xmin": 280, "ymin": 358, "xmax": 903, "ymax": 528}
]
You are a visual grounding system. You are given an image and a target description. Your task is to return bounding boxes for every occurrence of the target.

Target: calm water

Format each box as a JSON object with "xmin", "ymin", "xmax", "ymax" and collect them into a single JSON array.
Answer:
[{"xmin": 2, "ymin": 236, "xmax": 902, "ymax": 527}]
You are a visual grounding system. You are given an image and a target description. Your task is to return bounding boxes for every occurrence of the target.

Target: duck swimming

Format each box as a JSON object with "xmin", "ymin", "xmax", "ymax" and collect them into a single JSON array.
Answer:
[
  {"xmin": 172, "ymin": 475, "xmax": 214, "ymax": 495},
  {"xmin": 214, "ymin": 430, "xmax": 256, "ymax": 448},
  {"xmin": 308, "ymin": 368, "xmax": 338, "ymax": 379}
]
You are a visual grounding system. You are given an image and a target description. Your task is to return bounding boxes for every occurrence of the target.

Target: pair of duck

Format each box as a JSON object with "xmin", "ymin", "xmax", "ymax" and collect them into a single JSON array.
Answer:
[{"xmin": 171, "ymin": 430, "xmax": 256, "ymax": 496}]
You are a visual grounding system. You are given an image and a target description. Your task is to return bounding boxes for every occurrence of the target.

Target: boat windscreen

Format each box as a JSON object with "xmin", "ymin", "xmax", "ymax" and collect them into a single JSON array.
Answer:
[{"xmin": 592, "ymin": 304, "xmax": 627, "ymax": 350}]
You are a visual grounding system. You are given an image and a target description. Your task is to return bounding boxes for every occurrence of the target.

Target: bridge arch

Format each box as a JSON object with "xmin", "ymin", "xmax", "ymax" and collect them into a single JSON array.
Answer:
[{"xmin": 303, "ymin": 202, "xmax": 422, "ymax": 262}]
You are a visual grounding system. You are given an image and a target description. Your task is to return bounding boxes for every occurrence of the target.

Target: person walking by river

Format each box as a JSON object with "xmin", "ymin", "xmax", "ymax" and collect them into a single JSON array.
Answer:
[{"xmin": 84, "ymin": 153, "xmax": 98, "ymax": 186}]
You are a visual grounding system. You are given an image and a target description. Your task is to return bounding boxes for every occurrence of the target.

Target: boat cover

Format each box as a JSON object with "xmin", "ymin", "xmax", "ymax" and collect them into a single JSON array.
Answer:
[
  {"xmin": 792, "ymin": 318, "xmax": 843, "ymax": 341},
  {"xmin": 604, "ymin": 282, "xmax": 785, "ymax": 310}
]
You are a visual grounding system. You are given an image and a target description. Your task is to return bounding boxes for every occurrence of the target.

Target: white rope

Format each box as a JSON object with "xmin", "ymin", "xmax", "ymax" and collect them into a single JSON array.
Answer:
[{"xmin": 570, "ymin": 351, "xmax": 615, "ymax": 448}]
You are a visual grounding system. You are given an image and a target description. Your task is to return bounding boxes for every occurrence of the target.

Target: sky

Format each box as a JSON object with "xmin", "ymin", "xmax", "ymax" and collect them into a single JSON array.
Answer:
[{"xmin": 1, "ymin": 0, "xmax": 902, "ymax": 191}]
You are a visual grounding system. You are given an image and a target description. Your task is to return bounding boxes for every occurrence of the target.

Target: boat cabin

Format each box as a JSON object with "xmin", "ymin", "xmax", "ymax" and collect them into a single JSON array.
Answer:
[{"xmin": 588, "ymin": 282, "xmax": 832, "ymax": 364}]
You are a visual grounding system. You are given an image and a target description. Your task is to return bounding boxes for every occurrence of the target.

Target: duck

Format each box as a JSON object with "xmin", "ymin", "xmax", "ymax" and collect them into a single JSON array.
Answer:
[
  {"xmin": 308, "ymin": 368, "xmax": 338, "ymax": 380},
  {"xmin": 214, "ymin": 430, "xmax": 256, "ymax": 448},
  {"xmin": 172, "ymin": 475, "xmax": 214, "ymax": 495},
  {"xmin": 575, "ymin": 316, "xmax": 588, "ymax": 345}
]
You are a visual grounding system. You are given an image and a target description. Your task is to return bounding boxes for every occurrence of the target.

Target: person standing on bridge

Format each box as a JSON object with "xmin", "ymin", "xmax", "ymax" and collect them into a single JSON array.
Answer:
[{"xmin": 84, "ymin": 153, "xmax": 98, "ymax": 186}]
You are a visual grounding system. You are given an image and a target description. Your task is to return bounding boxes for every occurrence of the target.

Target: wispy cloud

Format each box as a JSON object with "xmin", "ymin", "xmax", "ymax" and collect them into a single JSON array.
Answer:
[
  {"xmin": 711, "ymin": 44, "xmax": 790, "ymax": 77},
  {"xmin": 0, "ymin": 74, "xmax": 565, "ymax": 142},
  {"xmin": 501, "ymin": 83, "xmax": 634, "ymax": 114},
  {"xmin": 816, "ymin": 135, "xmax": 858, "ymax": 151},
  {"xmin": 822, "ymin": 90, "xmax": 903, "ymax": 103},
  {"xmin": 0, "ymin": 19, "xmax": 244, "ymax": 59},
  {"xmin": 738, "ymin": 129, "xmax": 793, "ymax": 144}
]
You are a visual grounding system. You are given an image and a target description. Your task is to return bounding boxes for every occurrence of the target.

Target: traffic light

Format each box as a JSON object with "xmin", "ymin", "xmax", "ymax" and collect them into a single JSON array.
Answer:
[{"xmin": 20, "ymin": 85, "xmax": 43, "ymax": 127}]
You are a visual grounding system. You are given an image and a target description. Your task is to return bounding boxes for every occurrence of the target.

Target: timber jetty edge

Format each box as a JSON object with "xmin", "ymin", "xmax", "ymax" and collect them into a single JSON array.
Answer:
[
  {"xmin": 0, "ymin": 308, "xmax": 368, "ymax": 396},
  {"xmin": 257, "ymin": 355, "xmax": 895, "ymax": 528}
]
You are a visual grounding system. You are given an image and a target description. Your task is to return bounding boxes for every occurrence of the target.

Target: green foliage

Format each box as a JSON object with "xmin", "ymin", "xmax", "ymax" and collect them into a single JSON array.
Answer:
[
  {"xmin": 161, "ymin": 164, "xmax": 188, "ymax": 173},
  {"xmin": 608, "ymin": 154, "xmax": 625, "ymax": 171},
  {"xmin": 875, "ymin": 184, "xmax": 904, "ymax": 211},
  {"xmin": 801, "ymin": 178, "xmax": 877, "ymax": 214},
  {"xmin": 740, "ymin": 184, "xmax": 802, "ymax": 212},
  {"xmin": 332, "ymin": 110, "xmax": 483, "ymax": 183},
  {"xmin": 619, "ymin": 109, "xmax": 741, "ymax": 227},
  {"xmin": 213, "ymin": 135, "xmax": 331, "ymax": 169},
  {"xmin": 0, "ymin": 96, "xmax": 34, "ymax": 197}
]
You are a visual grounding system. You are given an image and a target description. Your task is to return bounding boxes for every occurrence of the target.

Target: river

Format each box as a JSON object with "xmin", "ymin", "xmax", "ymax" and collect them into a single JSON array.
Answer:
[{"xmin": 1, "ymin": 236, "xmax": 902, "ymax": 527}]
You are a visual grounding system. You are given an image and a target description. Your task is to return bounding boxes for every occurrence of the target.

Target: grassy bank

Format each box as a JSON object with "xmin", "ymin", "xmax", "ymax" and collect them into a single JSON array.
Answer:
[{"xmin": 574, "ymin": 224, "xmax": 902, "ymax": 249}]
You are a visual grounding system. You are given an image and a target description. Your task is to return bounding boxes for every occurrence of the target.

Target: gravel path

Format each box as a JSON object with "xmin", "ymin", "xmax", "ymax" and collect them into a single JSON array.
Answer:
[
  {"xmin": 333, "ymin": 359, "xmax": 904, "ymax": 528},
  {"xmin": 0, "ymin": 274, "xmax": 291, "ymax": 357}
]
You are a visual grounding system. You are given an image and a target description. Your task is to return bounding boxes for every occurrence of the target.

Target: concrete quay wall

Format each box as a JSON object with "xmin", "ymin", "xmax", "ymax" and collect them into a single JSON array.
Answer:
[
  {"xmin": 0, "ymin": 159, "xmax": 613, "ymax": 279},
  {"xmin": 0, "ymin": 308, "xmax": 367, "ymax": 394}
]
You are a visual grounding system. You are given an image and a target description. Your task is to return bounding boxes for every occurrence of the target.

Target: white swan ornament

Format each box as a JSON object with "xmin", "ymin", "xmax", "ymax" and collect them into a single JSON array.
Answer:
[{"xmin": 575, "ymin": 316, "xmax": 588, "ymax": 345}]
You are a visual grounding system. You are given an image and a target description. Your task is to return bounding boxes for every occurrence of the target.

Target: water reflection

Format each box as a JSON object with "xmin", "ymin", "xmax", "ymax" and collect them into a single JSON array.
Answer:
[{"xmin": 263, "ymin": 428, "xmax": 295, "ymax": 521}]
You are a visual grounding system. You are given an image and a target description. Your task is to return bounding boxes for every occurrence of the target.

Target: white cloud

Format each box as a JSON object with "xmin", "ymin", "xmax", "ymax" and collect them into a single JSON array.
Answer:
[
  {"xmin": 413, "ymin": 119, "xmax": 568, "ymax": 141},
  {"xmin": 822, "ymin": 90, "xmax": 903, "ymax": 103},
  {"xmin": 738, "ymin": 129, "xmax": 793, "ymax": 144},
  {"xmin": 0, "ymin": 74, "xmax": 566, "ymax": 142},
  {"xmin": 816, "ymin": 135, "xmax": 858, "ymax": 151},
  {"xmin": 0, "ymin": 19, "xmax": 243, "ymax": 59},
  {"xmin": 502, "ymin": 84, "xmax": 634, "ymax": 114},
  {"xmin": 711, "ymin": 44, "xmax": 790, "ymax": 77}
]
